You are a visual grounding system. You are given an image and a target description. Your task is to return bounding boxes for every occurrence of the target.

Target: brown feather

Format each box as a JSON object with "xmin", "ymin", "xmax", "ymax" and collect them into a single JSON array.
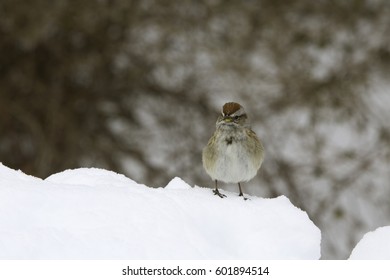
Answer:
[{"xmin": 222, "ymin": 102, "xmax": 242, "ymax": 116}]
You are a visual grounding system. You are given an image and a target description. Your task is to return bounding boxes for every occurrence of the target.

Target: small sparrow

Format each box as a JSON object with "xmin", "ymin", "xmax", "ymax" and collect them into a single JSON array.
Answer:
[{"xmin": 202, "ymin": 102, "xmax": 264, "ymax": 199}]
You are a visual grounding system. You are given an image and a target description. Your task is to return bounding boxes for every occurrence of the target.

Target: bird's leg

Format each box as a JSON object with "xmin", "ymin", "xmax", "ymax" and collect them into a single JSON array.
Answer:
[
  {"xmin": 238, "ymin": 182, "xmax": 248, "ymax": 200},
  {"xmin": 213, "ymin": 180, "xmax": 226, "ymax": 198}
]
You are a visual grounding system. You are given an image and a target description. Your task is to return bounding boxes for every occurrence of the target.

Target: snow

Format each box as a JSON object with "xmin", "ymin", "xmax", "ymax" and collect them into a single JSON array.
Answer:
[
  {"xmin": 349, "ymin": 226, "xmax": 390, "ymax": 260},
  {"xmin": 0, "ymin": 163, "xmax": 321, "ymax": 259}
]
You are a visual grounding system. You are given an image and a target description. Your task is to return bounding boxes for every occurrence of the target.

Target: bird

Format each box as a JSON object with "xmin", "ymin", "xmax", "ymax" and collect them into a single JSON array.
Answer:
[{"xmin": 202, "ymin": 102, "xmax": 264, "ymax": 199}]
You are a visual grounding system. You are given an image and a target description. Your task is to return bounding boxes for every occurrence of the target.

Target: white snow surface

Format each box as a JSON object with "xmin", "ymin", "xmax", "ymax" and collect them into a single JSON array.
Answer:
[
  {"xmin": 0, "ymin": 163, "xmax": 321, "ymax": 260},
  {"xmin": 349, "ymin": 226, "xmax": 390, "ymax": 260}
]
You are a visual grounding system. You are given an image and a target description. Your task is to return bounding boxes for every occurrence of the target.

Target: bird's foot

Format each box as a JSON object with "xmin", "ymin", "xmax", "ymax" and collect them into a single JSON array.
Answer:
[
  {"xmin": 239, "ymin": 193, "xmax": 249, "ymax": 201},
  {"xmin": 213, "ymin": 189, "xmax": 226, "ymax": 198}
]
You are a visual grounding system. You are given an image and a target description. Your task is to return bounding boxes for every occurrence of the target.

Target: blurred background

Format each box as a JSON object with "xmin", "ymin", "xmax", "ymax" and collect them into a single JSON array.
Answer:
[{"xmin": 1, "ymin": 0, "xmax": 390, "ymax": 259}]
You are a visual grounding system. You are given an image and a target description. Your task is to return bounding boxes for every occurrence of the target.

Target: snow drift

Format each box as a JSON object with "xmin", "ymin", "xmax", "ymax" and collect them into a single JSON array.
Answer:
[
  {"xmin": 349, "ymin": 226, "xmax": 390, "ymax": 260},
  {"xmin": 0, "ymin": 163, "xmax": 320, "ymax": 259}
]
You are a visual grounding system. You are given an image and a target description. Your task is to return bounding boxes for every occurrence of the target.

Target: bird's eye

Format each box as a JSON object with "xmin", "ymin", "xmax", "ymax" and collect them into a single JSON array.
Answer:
[{"xmin": 234, "ymin": 116, "xmax": 240, "ymax": 120}]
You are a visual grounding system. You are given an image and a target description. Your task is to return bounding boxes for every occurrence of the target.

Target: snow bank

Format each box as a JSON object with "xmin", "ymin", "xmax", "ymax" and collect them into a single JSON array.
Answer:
[
  {"xmin": 0, "ymin": 163, "xmax": 321, "ymax": 259},
  {"xmin": 349, "ymin": 226, "xmax": 390, "ymax": 260}
]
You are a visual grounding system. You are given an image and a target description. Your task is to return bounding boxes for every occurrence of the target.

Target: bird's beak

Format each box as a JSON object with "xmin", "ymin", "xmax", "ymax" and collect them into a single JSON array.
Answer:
[{"xmin": 223, "ymin": 116, "xmax": 233, "ymax": 123}]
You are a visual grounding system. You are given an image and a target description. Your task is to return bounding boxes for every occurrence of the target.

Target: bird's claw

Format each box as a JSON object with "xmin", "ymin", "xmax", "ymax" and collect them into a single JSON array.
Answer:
[{"xmin": 213, "ymin": 189, "xmax": 227, "ymax": 198}]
